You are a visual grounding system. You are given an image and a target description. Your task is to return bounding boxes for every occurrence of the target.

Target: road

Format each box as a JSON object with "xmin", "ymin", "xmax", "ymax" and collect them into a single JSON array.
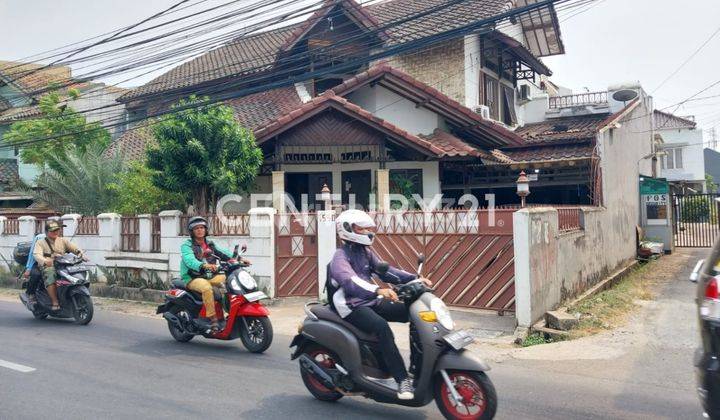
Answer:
[{"xmin": 0, "ymin": 249, "xmax": 706, "ymax": 419}]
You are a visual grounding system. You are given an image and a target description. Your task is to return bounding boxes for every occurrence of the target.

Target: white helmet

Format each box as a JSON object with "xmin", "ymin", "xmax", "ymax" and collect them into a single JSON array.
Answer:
[{"xmin": 336, "ymin": 209, "xmax": 376, "ymax": 246}]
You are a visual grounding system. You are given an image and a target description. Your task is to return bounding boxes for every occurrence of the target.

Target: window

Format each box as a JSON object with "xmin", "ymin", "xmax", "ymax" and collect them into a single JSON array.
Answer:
[
  {"xmin": 663, "ymin": 148, "xmax": 683, "ymax": 169},
  {"xmin": 502, "ymin": 86, "xmax": 517, "ymax": 126},
  {"xmin": 390, "ymin": 169, "xmax": 423, "ymax": 199},
  {"xmin": 479, "ymin": 73, "xmax": 499, "ymax": 120}
]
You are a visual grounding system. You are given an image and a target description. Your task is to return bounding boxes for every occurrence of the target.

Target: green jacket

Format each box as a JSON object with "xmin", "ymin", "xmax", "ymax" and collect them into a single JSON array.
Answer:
[{"xmin": 179, "ymin": 238, "xmax": 233, "ymax": 284}]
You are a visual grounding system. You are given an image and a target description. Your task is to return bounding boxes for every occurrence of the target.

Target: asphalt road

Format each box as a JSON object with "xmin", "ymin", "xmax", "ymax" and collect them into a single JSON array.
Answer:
[{"xmin": 0, "ymin": 250, "xmax": 706, "ymax": 419}]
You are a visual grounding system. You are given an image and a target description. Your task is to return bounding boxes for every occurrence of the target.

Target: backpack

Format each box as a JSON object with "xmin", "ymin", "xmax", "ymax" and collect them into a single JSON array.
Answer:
[{"xmin": 13, "ymin": 242, "xmax": 32, "ymax": 266}]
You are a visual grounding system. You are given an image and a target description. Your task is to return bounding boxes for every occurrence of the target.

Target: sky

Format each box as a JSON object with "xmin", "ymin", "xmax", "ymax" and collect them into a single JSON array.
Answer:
[{"xmin": 1, "ymin": 0, "xmax": 719, "ymax": 137}]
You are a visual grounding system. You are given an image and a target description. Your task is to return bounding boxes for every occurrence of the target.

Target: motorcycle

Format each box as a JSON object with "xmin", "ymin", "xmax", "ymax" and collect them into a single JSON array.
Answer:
[
  {"xmin": 19, "ymin": 253, "xmax": 94, "ymax": 325},
  {"xmin": 156, "ymin": 245, "xmax": 273, "ymax": 353},
  {"xmin": 290, "ymin": 255, "xmax": 497, "ymax": 420}
]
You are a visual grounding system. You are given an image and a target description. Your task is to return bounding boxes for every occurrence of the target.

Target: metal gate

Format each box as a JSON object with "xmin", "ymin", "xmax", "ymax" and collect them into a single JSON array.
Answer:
[
  {"xmin": 672, "ymin": 193, "xmax": 720, "ymax": 247},
  {"xmin": 370, "ymin": 210, "xmax": 516, "ymax": 312},
  {"xmin": 275, "ymin": 213, "xmax": 318, "ymax": 297}
]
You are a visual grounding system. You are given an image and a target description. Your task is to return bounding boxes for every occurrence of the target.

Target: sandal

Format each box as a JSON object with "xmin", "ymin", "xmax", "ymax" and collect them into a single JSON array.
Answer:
[
  {"xmin": 50, "ymin": 304, "xmax": 61, "ymax": 312},
  {"xmin": 209, "ymin": 319, "xmax": 222, "ymax": 333}
]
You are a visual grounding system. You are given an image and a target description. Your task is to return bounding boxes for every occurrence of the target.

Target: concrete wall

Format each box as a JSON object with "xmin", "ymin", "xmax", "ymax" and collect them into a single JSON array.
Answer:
[
  {"xmin": 658, "ymin": 127, "xmax": 705, "ymax": 183},
  {"xmin": 346, "ymin": 85, "xmax": 444, "ymax": 136}
]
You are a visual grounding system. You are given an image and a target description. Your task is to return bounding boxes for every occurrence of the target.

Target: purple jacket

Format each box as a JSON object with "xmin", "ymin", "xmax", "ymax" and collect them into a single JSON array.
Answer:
[{"xmin": 329, "ymin": 243, "xmax": 416, "ymax": 318}]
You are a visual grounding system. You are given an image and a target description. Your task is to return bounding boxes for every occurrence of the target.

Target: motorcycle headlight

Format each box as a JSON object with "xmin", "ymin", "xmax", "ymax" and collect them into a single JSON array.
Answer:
[
  {"xmin": 232, "ymin": 271, "xmax": 257, "ymax": 291},
  {"xmin": 430, "ymin": 297, "xmax": 454, "ymax": 330}
]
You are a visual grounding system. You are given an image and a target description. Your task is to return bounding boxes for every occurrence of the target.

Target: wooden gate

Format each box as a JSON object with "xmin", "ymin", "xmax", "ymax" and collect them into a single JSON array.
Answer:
[
  {"xmin": 673, "ymin": 193, "xmax": 720, "ymax": 247},
  {"xmin": 275, "ymin": 213, "xmax": 318, "ymax": 297},
  {"xmin": 371, "ymin": 210, "xmax": 516, "ymax": 312}
]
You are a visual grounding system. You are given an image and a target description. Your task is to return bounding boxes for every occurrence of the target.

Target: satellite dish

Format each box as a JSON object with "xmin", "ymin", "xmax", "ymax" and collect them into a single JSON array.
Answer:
[{"xmin": 612, "ymin": 89, "xmax": 638, "ymax": 102}]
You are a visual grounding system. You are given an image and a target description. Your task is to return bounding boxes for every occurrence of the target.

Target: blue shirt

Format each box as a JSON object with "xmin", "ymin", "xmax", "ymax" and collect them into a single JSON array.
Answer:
[{"xmin": 25, "ymin": 233, "xmax": 45, "ymax": 270}]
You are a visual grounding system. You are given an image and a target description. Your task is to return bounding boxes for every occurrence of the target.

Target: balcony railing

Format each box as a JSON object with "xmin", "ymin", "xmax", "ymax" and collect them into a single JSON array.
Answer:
[{"xmin": 549, "ymin": 92, "xmax": 608, "ymax": 109}]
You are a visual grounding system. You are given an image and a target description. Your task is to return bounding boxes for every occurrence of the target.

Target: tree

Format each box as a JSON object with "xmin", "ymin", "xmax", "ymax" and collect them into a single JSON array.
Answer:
[
  {"xmin": 147, "ymin": 96, "xmax": 263, "ymax": 213},
  {"xmin": 3, "ymin": 89, "xmax": 110, "ymax": 174},
  {"xmin": 28, "ymin": 143, "xmax": 123, "ymax": 215},
  {"xmin": 108, "ymin": 162, "xmax": 187, "ymax": 215},
  {"xmin": 706, "ymin": 174, "xmax": 718, "ymax": 193}
]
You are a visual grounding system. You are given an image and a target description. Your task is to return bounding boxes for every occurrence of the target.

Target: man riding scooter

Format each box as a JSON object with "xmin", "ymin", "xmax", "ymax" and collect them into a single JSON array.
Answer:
[
  {"xmin": 32, "ymin": 220, "xmax": 84, "ymax": 312},
  {"xmin": 328, "ymin": 209, "xmax": 432, "ymax": 400},
  {"xmin": 180, "ymin": 216, "xmax": 248, "ymax": 332}
]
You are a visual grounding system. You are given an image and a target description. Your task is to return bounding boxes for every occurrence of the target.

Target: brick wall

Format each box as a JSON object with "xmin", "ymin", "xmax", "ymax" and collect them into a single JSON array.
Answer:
[{"xmin": 386, "ymin": 38, "xmax": 466, "ymax": 105}]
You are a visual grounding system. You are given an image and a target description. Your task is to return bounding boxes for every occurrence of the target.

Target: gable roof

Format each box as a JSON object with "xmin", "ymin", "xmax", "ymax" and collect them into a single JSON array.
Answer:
[
  {"xmin": 120, "ymin": 0, "xmax": 558, "ymax": 103},
  {"xmin": 654, "ymin": 109, "xmax": 696, "ymax": 130},
  {"xmin": 330, "ymin": 63, "xmax": 525, "ymax": 147},
  {"xmin": 255, "ymin": 91, "xmax": 446, "ymax": 157}
]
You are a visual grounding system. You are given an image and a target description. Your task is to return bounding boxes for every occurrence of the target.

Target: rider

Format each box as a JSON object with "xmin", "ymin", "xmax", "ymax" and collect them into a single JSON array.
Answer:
[
  {"xmin": 180, "ymin": 216, "xmax": 234, "ymax": 332},
  {"xmin": 328, "ymin": 209, "xmax": 432, "ymax": 401},
  {"xmin": 31, "ymin": 220, "xmax": 84, "ymax": 311},
  {"xmin": 23, "ymin": 231, "xmax": 46, "ymax": 304}
]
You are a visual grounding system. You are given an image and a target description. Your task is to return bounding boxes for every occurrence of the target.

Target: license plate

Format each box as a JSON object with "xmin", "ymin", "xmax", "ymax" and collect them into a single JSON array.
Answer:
[
  {"xmin": 244, "ymin": 291, "xmax": 267, "ymax": 302},
  {"xmin": 67, "ymin": 265, "xmax": 88, "ymax": 274},
  {"xmin": 443, "ymin": 330, "xmax": 474, "ymax": 350}
]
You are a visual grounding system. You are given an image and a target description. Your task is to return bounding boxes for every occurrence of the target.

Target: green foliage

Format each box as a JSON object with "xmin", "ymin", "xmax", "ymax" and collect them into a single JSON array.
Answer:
[
  {"xmin": 521, "ymin": 333, "xmax": 549, "ymax": 347},
  {"xmin": 147, "ymin": 96, "xmax": 263, "ymax": 213},
  {"xmin": 680, "ymin": 195, "xmax": 717, "ymax": 223},
  {"xmin": 706, "ymin": 174, "xmax": 718, "ymax": 194},
  {"xmin": 29, "ymin": 144, "xmax": 124, "ymax": 215},
  {"xmin": 108, "ymin": 162, "xmax": 187, "ymax": 215},
  {"xmin": 2, "ymin": 90, "xmax": 110, "ymax": 174},
  {"xmin": 97, "ymin": 265, "xmax": 166, "ymax": 290},
  {"xmin": 389, "ymin": 172, "xmax": 419, "ymax": 210}
]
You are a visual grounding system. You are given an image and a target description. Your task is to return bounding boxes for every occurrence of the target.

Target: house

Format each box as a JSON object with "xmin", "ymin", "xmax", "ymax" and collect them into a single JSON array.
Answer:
[
  {"xmin": 110, "ymin": 0, "xmax": 566, "ymax": 210},
  {"xmin": 654, "ymin": 110, "xmax": 705, "ymax": 193},
  {"xmin": 0, "ymin": 60, "xmax": 128, "ymax": 209}
]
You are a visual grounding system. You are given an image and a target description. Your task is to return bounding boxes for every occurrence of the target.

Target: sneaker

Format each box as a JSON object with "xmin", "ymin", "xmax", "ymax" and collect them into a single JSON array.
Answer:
[{"xmin": 397, "ymin": 378, "xmax": 414, "ymax": 400}]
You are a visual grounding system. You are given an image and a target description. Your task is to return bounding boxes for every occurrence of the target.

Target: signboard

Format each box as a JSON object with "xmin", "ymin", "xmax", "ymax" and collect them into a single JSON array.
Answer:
[{"xmin": 640, "ymin": 178, "xmax": 670, "ymax": 226}]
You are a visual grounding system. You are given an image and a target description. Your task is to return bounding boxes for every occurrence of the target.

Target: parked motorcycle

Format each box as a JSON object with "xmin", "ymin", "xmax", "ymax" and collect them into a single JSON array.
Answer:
[
  {"xmin": 19, "ymin": 253, "xmax": 94, "ymax": 325},
  {"xmin": 156, "ymin": 245, "xmax": 273, "ymax": 353},
  {"xmin": 290, "ymin": 255, "xmax": 497, "ymax": 420}
]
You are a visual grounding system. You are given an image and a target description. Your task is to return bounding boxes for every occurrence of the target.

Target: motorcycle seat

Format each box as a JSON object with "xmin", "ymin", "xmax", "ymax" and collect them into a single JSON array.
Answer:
[
  {"xmin": 310, "ymin": 305, "xmax": 379, "ymax": 342},
  {"xmin": 171, "ymin": 278, "xmax": 223, "ymax": 302}
]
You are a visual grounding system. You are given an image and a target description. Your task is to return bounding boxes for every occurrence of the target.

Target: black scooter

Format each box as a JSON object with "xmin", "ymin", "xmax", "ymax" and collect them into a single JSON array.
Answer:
[
  {"xmin": 290, "ymin": 255, "xmax": 497, "ymax": 420},
  {"xmin": 20, "ymin": 253, "xmax": 94, "ymax": 325}
]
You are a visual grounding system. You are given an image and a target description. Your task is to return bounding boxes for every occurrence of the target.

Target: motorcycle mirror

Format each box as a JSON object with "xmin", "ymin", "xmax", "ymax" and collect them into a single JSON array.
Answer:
[
  {"xmin": 417, "ymin": 254, "xmax": 425, "ymax": 264},
  {"xmin": 241, "ymin": 244, "xmax": 247, "ymax": 253},
  {"xmin": 375, "ymin": 262, "xmax": 390, "ymax": 275},
  {"xmin": 233, "ymin": 245, "xmax": 239, "ymax": 258}
]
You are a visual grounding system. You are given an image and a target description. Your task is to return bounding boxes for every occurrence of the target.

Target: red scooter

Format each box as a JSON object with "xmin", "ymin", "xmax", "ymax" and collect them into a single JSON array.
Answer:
[{"xmin": 156, "ymin": 245, "xmax": 273, "ymax": 353}]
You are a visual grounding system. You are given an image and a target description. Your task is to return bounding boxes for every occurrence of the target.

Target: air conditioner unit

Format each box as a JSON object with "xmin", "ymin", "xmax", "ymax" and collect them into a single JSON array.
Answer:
[
  {"xmin": 519, "ymin": 84, "xmax": 531, "ymax": 101},
  {"xmin": 474, "ymin": 105, "xmax": 490, "ymax": 120}
]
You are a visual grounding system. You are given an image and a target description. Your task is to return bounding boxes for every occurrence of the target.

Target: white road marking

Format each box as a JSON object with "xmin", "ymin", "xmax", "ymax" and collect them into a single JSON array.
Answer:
[{"xmin": 0, "ymin": 359, "xmax": 36, "ymax": 373}]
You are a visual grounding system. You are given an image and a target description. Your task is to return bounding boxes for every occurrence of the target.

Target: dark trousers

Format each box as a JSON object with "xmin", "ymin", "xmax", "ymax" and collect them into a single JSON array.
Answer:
[
  {"xmin": 345, "ymin": 300, "xmax": 409, "ymax": 383},
  {"xmin": 26, "ymin": 264, "xmax": 42, "ymax": 295}
]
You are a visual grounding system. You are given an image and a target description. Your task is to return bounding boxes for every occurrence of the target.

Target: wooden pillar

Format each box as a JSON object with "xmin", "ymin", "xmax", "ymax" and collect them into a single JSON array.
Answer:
[
  {"xmin": 376, "ymin": 168, "xmax": 390, "ymax": 211},
  {"xmin": 272, "ymin": 171, "xmax": 285, "ymax": 212}
]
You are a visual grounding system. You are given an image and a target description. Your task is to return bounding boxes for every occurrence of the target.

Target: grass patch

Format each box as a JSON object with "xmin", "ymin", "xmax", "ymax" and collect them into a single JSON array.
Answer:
[
  {"xmin": 521, "ymin": 332, "xmax": 567, "ymax": 347},
  {"xmin": 567, "ymin": 261, "xmax": 657, "ymax": 338}
]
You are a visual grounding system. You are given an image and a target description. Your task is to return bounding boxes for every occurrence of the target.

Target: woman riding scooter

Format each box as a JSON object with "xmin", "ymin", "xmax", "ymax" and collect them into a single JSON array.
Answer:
[
  {"xmin": 329, "ymin": 209, "xmax": 432, "ymax": 400},
  {"xmin": 180, "ymin": 216, "xmax": 244, "ymax": 332}
]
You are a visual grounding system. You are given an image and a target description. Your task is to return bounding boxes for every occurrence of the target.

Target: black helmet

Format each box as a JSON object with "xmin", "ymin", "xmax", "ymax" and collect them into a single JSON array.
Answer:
[{"xmin": 187, "ymin": 216, "xmax": 208, "ymax": 232}]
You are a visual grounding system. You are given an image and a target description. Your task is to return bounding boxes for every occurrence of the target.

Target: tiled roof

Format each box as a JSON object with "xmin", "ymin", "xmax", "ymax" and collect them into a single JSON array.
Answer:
[
  {"xmin": 120, "ymin": 0, "xmax": 519, "ymax": 102},
  {"xmin": 499, "ymin": 141, "xmax": 594, "ymax": 163},
  {"xmin": 514, "ymin": 113, "xmax": 610, "ymax": 143},
  {"xmin": 256, "ymin": 91, "xmax": 446, "ymax": 156},
  {"xmin": 0, "ymin": 60, "xmax": 71, "ymax": 96},
  {"xmin": 0, "ymin": 105, "xmax": 43, "ymax": 124},
  {"xmin": 420, "ymin": 129, "xmax": 484, "ymax": 157},
  {"xmin": 119, "ymin": 25, "xmax": 299, "ymax": 102},
  {"xmin": 331, "ymin": 63, "xmax": 525, "ymax": 146},
  {"xmin": 106, "ymin": 86, "xmax": 303, "ymax": 161},
  {"xmin": 654, "ymin": 109, "xmax": 696, "ymax": 130}
]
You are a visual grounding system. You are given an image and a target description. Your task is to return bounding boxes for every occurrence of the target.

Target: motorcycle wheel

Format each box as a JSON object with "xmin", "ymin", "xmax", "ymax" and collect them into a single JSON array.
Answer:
[
  {"xmin": 239, "ymin": 316, "xmax": 273, "ymax": 353},
  {"xmin": 299, "ymin": 344, "xmax": 344, "ymax": 402},
  {"xmin": 167, "ymin": 308, "xmax": 194, "ymax": 343},
  {"xmin": 434, "ymin": 370, "xmax": 497, "ymax": 420},
  {"xmin": 72, "ymin": 295, "xmax": 94, "ymax": 325}
]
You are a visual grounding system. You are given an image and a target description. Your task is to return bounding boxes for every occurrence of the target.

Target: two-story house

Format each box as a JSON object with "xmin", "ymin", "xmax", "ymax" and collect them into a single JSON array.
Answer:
[
  {"xmin": 654, "ymin": 110, "xmax": 706, "ymax": 193},
  {"xmin": 110, "ymin": 0, "xmax": 567, "ymax": 210},
  {"xmin": 0, "ymin": 60, "xmax": 127, "ymax": 209}
]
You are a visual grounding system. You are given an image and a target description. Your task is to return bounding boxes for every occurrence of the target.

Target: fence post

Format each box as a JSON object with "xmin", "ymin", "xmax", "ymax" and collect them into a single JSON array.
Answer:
[
  {"xmin": 0, "ymin": 216, "xmax": 6, "ymax": 236},
  {"xmin": 159, "ymin": 210, "xmax": 182, "ymax": 253},
  {"xmin": 62, "ymin": 214, "xmax": 81, "ymax": 237},
  {"xmin": 248, "ymin": 207, "xmax": 276, "ymax": 298},
  {"xmin": 18, "ymin": 216, "xmax": 36, "ymax": 241},
  {"xmin": 138, "ymin": 214, "xmax": 152, "ymax": 253},
  {"xmin": 97, "ymin": 213, "xmax": 121, "ymax": 252},
  {"xmin": 316, "ymin": 210, "xmax": 336, "ymax": 300}
]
